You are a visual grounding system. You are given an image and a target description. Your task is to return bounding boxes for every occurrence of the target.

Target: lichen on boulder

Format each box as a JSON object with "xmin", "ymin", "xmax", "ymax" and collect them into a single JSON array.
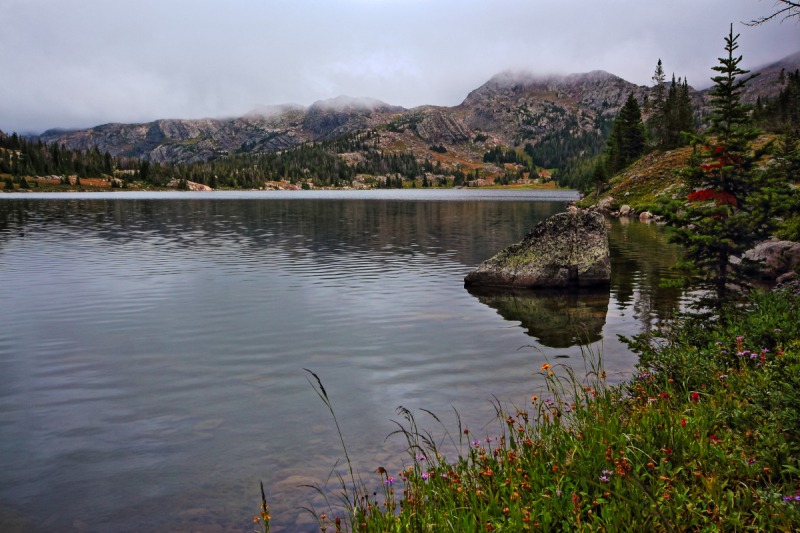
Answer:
[{"xmin": 464, "ymin": 209, "xmax": 610, "ymax": 289}]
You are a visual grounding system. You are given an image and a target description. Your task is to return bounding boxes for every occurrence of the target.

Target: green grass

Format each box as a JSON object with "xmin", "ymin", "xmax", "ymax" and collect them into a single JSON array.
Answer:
[{"xmin": 267, "ymin": 289, "xmax": 800, "ymax": 532}]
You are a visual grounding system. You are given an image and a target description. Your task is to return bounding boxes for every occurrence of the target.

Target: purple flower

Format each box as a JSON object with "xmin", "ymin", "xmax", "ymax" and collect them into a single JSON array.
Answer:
[
  {"xmin": 421, "ymin": 472, "xmax": 430, "ymax": 480},
  {"xmin": 416, "ymin": 454, "xmax": 427, "ymax": 462},
  {"xmin": 719, "ymin": 374, "xmax": 728, "ymax": 380},
  {"xmin": 602, "ymin": 470, "xmax": 614, "ymax": 476},
  {"xmin": 385, "ymin": 477, "xmax": 395, "ymax": 485},
  {"xmin": 773, "ymin": 329, "xmax": 781, "ymax": 333},
  {"xmin": 599, "ymin": 476, "xmax": 610, "ymax": 483}
]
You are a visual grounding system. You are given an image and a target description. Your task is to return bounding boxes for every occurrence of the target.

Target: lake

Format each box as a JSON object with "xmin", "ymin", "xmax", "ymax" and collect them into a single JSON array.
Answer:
[{"xmin": 0, "ymin": 190, "xmax": 686, "ymax": 532}]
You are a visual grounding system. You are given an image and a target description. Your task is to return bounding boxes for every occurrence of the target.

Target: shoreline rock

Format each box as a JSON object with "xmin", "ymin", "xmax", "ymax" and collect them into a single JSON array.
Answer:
[{"xmin": 464, "ymin": 209, "xmax": 610, "ymax": 289}]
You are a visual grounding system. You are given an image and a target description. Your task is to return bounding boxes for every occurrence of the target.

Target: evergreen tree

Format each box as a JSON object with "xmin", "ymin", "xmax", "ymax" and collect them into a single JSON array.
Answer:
[
  {"xmin": 591, "ymin": 160, "xmax": 609, "ymax": 196},
  {"xmin": 668, "ymin": 25, "xmax": 769, "ymax": 304},
  {"xmin": 606, "ymin": 93, "xmax": 647, "ymax": 174},
  {"xmin": 646, "ymin": 59, "xmax": 667, "ymax": 147}
]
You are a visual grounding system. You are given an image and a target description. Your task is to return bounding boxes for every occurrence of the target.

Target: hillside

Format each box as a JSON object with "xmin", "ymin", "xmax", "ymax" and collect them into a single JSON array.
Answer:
[{"xmin": 577, "ymin": 132, "xmax": 791, "ymax": 215}]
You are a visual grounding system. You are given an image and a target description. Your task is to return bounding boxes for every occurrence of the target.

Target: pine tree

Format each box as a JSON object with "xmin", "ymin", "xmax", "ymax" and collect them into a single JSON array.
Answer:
[
  {"xmin": 606, "ymin": 93, "xmax": 647, "ymax": 174},
  {"xmin": 668, "ymin": 25, "xmax": 768, "ymax": 304},
  {"xmin": 646, "ymin": 59, "xmax": 667, "ymax": 147}
]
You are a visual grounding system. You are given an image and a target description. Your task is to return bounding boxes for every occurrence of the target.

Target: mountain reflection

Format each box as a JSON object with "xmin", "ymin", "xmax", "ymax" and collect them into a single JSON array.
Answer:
[{"xmin": 466, "ymin": 286, "xmax": 609, "ymax": 348}]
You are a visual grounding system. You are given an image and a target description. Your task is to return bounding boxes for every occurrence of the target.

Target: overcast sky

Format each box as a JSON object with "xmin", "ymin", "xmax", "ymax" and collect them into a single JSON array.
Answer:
[{"xmin": 1, "ymin": 0, "xmax": 797, "ymax": 134}]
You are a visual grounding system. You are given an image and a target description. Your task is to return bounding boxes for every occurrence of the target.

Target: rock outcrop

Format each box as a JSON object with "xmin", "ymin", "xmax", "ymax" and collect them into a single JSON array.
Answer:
[
  {"xmin": 743, "ymin": 240, "xmax": 800, "ymax": 281},
  {"xmin": 464, "ymin": 210, "xmax": 610, "ymax": 289}
]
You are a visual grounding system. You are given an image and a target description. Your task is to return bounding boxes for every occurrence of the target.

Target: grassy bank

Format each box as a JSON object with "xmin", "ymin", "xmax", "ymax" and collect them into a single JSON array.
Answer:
[{"xmin": 260, "ymin": 289, "xmax": 800, "ymax": 532}]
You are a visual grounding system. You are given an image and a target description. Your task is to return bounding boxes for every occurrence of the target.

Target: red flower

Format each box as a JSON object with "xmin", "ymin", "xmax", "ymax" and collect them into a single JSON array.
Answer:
[
  {"xmin": 690, "ymin": 391, "xmax": 700, "ymax": 403},
  {"xmin": 681, "ymin": 418, "xmax": 687, "ymax": 427}
]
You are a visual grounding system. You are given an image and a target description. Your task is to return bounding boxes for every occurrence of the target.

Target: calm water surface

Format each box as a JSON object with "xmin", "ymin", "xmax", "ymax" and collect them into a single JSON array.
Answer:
[{"xmin": 0, "ymin": 190, "xmax": 685, "ymax": 532}]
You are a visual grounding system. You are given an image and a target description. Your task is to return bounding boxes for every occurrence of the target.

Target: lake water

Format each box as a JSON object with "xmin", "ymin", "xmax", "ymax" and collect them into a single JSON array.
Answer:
[{"xmin": 0, "ymin": 190, "xmax": 686, "ymax": 532}]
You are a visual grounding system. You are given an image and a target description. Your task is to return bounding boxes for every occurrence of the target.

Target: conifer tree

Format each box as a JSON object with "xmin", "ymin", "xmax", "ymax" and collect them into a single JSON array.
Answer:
[
  {"xmin": 606, "ymin": 93, "xmax": 647, "ymax": 174},
  {"xmin": 646, "ymin": 59, "xmax": 667, "ymax": 147},
  {"xmin": 668, "ymin": 25, "xmax": 769, "ymax": 304}
]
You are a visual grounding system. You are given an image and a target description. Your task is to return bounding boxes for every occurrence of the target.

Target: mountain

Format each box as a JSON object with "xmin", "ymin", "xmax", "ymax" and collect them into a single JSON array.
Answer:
[{"xmin": 34, "ymin": 51, "xmax": 799, "ymax": 169}]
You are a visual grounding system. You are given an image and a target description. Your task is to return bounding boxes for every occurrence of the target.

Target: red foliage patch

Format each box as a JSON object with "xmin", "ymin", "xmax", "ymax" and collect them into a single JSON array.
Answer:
[{"xmin": 687, "ymin": 188, "xmax": 737, "ymax": 207}]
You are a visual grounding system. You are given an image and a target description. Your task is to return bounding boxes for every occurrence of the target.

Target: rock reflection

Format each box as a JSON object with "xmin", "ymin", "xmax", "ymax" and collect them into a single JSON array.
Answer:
[{"xmin": 465, "ymin": 286, "xmax": 609, "ymax": 348}]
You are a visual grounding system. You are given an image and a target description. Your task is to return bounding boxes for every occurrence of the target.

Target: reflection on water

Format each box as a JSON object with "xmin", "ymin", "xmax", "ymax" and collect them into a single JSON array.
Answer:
[
  {"xmin": 0, "ymin": 192, "xmax": 686, "ymax": 532},
  {"xmin": 466, "ymin": 287, "xmax": 610, "ymax": 348}
]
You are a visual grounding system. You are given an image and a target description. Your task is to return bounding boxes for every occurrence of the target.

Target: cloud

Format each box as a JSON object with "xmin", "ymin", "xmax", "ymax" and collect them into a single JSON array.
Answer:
[{"xmin": 1, "ymin": 0, "xmax": 797, "ymax": 133}]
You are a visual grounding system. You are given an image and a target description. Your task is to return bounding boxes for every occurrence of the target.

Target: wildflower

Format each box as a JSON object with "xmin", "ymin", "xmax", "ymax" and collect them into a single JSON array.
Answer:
[
  {"xmin": 531, "ymin": 395, "xmax": 538, "ymax": 403},
  {"xmin": 602, "ymin": 470, "xmax": 614, "ymax": 476},
  {"xmin": 421, "ymin": 472, "xmax": 430, "ymax": 480},
  {"xmin": 773, "ymin": 328, "xmax": 781, "ymax": 333},
  {"xmin": 681, "ymin": 418, "xmax": 687, "ymax": 427},
  {"xmin": 747, "ymin": 458, "xmax": 756, "ymax": 465},
  {"xmin": 385, "ymin": 477, "xmax": 395, "ymax": 485},
  {"xmin": 709, "ymin": 434, "xmax": 719, "ymax": 444},
  {"xmin": 690, "ymin": 391, "xmax": 700, "ymax": 403},
  {"xmin": 599, "ymin": 475, "xmax": 610, "ymax": 483},
  {"xmin": 540, "ymin": 363, "xmax": 551, "ymax": 371},
  {"xmin": 416, "ymin": 454, "xmax": 427, "ymax": 462},
  {"xmin": 719, "ymin": 374, "xmax": 728, "ymax": 380}
]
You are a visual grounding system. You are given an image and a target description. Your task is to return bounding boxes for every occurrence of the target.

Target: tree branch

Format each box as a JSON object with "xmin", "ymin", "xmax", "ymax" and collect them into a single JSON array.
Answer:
[{"xmin": 744, "ymin": 0, "xmax": 800, "ymax": 26}]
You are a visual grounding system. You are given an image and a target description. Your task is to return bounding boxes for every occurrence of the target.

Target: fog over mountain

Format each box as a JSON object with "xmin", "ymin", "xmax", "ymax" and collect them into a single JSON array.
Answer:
[{"xmin": 2, "ymin": 0, "xmax": 797, "ymax": 134}]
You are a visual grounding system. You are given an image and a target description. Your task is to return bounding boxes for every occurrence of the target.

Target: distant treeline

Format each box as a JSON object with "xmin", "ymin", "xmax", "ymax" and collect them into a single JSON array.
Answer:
[
  {"xmin": 0, "ymin": 130, "xmax": 464, "ymax": 189},
  {"xmin": 0, "ymin": 133, "xmax": 137, "ymax": 179}
]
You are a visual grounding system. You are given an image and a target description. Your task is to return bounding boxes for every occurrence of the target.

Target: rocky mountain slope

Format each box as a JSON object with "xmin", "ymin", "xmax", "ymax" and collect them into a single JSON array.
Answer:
[{"xmin": 35, "ymin": 51, "xmax": 799, "ymax": 168}]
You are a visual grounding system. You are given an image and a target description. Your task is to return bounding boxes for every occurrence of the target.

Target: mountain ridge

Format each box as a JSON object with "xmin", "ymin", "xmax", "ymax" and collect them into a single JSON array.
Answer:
[{"xmin": 33, "ymin": 50, "xmax": 800, "ymax": 167}]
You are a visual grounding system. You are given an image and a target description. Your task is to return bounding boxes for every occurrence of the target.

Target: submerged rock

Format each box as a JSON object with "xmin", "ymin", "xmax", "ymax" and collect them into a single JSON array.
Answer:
[{"xmin": 464, "ymin": 209, "xmax": 610, "ymax": 289}]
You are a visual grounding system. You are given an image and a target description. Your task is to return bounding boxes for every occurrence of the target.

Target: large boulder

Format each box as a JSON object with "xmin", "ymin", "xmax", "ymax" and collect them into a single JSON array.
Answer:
[
  {"xmin": 464, "ymin": 210, "xmax": 610, "ymax": 289},
  {"xmin": 743, "ymin": 240, "xmax": 800, "ymax": 281}
]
